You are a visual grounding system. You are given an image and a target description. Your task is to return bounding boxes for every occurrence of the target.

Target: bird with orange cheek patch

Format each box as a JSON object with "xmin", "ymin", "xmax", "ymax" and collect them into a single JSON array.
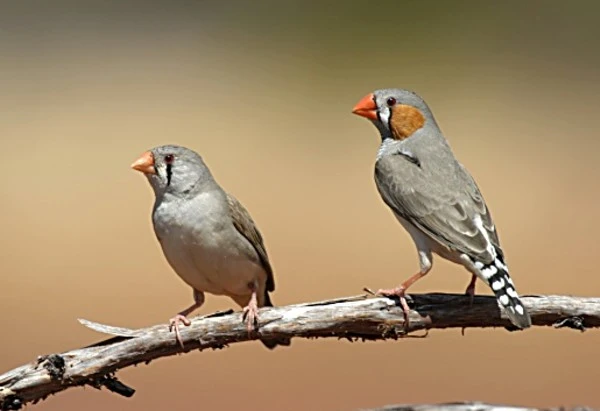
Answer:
[{"xmin": 352, "ymin": 89, "xmax": 531, "ymax": 330}]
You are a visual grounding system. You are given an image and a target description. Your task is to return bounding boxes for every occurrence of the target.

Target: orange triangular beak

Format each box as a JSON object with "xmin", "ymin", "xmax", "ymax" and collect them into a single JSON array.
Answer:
[
  {"xmin": 131, "ymin": 151, "xmax": 156, "ymax": 174},
  {"xmin": 352, "ymin": 93, "xmax": 377, "ymax": 120}
]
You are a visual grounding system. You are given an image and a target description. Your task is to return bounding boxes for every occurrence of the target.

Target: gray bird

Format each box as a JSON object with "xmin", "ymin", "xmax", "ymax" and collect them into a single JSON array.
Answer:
[
  {"xmin": 131, "ymin": 144, "xmax": 291, "ymax": 348},
  {"xmin": 352, "ymin": 89, "xmax": 531, "ymax": 329}
]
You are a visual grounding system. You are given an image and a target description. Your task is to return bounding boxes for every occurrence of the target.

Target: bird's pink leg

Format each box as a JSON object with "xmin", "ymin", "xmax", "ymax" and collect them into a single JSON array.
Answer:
[
  {"xmin": 242, "ymin": 290, "xmax": 259, "ymax": 333},
  {"xmin": 169, "ymin": 290, "xmax": 204, "ymax": 348},
  {"xmin": 376, "ymin": 270, "xmax": 428, "ymax": 330},
  {"xmin": 465, "ymin": 274, "xmax": 477, "ymax": 306}
]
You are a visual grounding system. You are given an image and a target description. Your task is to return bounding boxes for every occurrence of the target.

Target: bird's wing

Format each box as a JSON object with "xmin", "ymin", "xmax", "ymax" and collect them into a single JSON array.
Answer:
[
  {"xmin": 226, "ymin": 194, "xmax": 275, "ymax": 291},
  {"xmin": 375, "ymin": 153, "xmax": 501, "ymax": 263}
]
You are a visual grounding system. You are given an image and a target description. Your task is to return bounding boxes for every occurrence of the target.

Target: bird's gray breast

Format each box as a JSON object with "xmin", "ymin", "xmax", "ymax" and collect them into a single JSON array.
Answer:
[{"xmin": 152, "ymin": 191, "xmax": 258, "ymax": 295}]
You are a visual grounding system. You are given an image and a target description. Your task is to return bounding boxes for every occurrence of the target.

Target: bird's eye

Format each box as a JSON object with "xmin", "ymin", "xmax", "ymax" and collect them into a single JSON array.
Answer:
[
  {"xmin": 164, "ymin": 154, "xmax": 174, "ymax": 164},
  {"xmin": 386, "ymin": 97, "xmax": 397, "ymax": 107}
]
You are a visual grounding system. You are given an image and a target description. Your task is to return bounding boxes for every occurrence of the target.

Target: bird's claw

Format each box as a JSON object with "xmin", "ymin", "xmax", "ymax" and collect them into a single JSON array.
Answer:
[
  {"xmin": 242, "ymin": 303, "xmax": 259, "ymax": 333},
  {"xmin": 375, "ymin": 287, "xmax": 411, "ymax": 329},
  {"xmin": 169, "ymin": 314, "xmax": 191, "ymax": 348},
  {"xmin": 375, "ymin": 287, "xmax": 404, "ymax": 298}
]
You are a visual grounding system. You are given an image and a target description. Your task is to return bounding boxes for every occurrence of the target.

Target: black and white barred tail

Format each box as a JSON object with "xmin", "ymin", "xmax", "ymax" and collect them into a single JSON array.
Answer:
[{"xmin": 476, "ymin": 256, "xmax": 532, "ymax": 329}]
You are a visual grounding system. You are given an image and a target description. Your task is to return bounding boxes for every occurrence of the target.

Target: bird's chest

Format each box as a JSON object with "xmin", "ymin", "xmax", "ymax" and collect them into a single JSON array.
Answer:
[{"xmin": 152, "ymin": 197, "xmax": 248, "ymax": 294}]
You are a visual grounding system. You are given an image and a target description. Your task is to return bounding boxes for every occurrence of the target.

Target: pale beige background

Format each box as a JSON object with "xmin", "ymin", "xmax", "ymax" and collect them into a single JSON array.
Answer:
[{"xmin": 1, "ymin": 1, "xmax": 599, "ymax": 410}]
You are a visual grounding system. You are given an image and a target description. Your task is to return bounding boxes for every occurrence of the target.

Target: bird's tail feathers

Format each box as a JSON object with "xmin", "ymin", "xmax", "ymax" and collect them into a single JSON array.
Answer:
[
  {"xmin": 263, "ymin": 290, "xmax": 274, "ymax": 307},
  {"xmin": 479, "ymin": 257, "xmax": 531, "ymax": 329}
]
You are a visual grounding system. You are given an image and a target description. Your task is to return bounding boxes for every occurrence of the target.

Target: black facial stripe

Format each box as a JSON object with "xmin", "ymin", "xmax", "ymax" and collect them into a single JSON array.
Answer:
[{"xmin": 166, "ymin": 163, "xmax": 172, "ymax": 186}]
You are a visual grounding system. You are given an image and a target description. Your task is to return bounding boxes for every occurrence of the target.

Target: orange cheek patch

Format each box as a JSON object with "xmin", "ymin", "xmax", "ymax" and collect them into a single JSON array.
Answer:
[{"xmin": 389, "ymin": 105, "xmax": 426, "ymax": 140}]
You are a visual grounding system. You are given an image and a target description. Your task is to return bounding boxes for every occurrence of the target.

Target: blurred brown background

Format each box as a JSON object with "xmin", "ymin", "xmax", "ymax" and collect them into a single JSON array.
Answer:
[{"xmin": 1, "ymin": 1, "xmax": 599, "ymax": 409}]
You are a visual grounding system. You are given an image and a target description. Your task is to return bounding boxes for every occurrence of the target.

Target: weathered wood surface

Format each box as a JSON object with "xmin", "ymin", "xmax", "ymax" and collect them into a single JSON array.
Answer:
[{"xmin": 0, "ymin": 293, "xmax": 598, "ymax": 410}]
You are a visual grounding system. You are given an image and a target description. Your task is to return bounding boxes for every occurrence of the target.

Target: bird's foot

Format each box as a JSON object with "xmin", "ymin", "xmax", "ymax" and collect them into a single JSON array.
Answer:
[
  {"xmin": 169, "ymin": 314, "xmax": 191, "ymax": 349},
  {"xmin": 242, "ymin": 301, "xmax": 259, "ymax": 333},
  {"xmin": 464, "ymin": 275, "xmax": 477, "ymax": 307},
  {"xmin": 462, "ymin": 275, "xmax": 478, "ymax": 336},
  {"xmin": 376, "ymin": 286, "xmax": 405, "ymax": 298},
  {"xmin": 376, "ymin": 287, "xmax": 411, "ymax": 329}
]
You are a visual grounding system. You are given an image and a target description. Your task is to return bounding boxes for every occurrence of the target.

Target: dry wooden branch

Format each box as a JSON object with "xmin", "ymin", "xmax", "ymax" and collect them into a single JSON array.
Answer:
[
  {"xmin": 1, "ymin": 293, "xmax": 598, "ymax": 410},
  {"xmin": 362, "ymin": 401, "xmax": 597, "ymax": 411}
]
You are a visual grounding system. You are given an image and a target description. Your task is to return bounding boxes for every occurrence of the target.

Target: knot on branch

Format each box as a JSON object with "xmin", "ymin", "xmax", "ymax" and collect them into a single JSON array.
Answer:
[
  {"xmin": 0, "ymin": 387, "xmax": 23, "ymax": 411},
  {"xmin": 38, "ymin": 354, "xmax": 66, "ymax": 380}
]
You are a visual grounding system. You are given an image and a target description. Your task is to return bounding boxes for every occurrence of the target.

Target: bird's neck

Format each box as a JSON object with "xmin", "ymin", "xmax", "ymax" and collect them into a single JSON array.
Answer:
[
  {"xmin": 156, "ymin": 175, "xmax": 218, "ymax": 202},
  {"xmin": 376, "ymin": 138, "xmax": 399, "ymax": 160}
]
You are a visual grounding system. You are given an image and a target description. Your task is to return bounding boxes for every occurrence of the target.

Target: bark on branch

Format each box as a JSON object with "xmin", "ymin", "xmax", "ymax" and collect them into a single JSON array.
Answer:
[{"xmin": 0, "ymin": 293, "xmax": 598, "ymax": 410}]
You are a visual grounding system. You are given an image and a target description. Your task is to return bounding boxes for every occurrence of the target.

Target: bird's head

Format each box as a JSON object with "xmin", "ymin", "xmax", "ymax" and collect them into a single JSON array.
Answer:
[
  {"xmin": 131, "ymin": 144, "xmax": 212, "ymax": 198},
  {"xmin": 352, "ymin": 88, "xmax": 437, "ymax": 141}
]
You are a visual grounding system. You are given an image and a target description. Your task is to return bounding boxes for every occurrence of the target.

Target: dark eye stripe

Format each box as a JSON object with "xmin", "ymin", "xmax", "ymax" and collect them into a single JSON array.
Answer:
[{"xmin": 166, "ymin": 163, "xmax": 172, "ymax": 186}]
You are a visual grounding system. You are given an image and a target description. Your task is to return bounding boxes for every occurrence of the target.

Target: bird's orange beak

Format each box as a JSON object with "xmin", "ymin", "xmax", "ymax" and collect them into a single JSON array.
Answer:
[
  {"xmin": 352, "ymin": 93, "xmax": 378, "ymax": 120},
  {"xmin": 131, "ymin": 151, "xmax": 156, "ymax": 174}
]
